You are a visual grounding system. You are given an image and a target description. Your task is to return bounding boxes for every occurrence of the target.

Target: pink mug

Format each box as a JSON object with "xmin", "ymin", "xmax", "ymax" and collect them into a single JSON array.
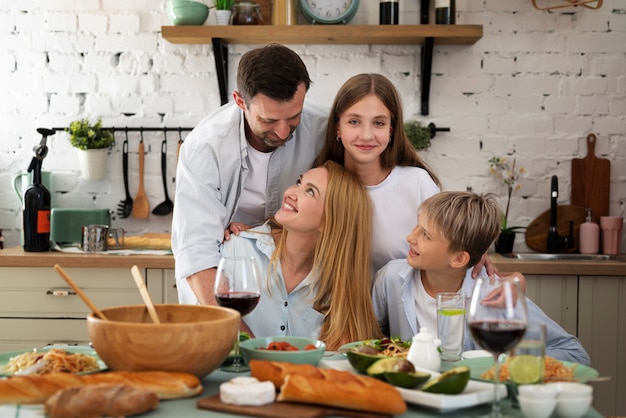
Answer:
[{"xmin": 599, "ymin": 216, "xmax": 623, "ymax": 255}]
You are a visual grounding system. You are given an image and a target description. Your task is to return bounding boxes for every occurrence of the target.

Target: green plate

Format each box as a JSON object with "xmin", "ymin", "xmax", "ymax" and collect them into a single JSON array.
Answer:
[
  {"xmin": 454, "ymin": 356, "xmax": 599, "ymax": 382},
  {"xmin": 0, "ymin": 346, "xmax": 108, "ymax": 377}
]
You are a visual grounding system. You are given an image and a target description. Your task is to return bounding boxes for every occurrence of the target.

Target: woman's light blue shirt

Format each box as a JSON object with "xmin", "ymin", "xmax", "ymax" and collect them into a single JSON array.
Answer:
[{"xmin": 220, "ymin": 222, "xmax": 324, "ymax": 339}]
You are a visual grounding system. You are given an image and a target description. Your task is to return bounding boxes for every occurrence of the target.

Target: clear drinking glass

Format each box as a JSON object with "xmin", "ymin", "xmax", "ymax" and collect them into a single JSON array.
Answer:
[
  {"xmin": 509, "ymin": 321, "xmax": 547, "ymax": 407},
  {"xmin": 468, "ymin": 274, "xmax": 528, "ymax": 417},
  {"xmin": 214, "ymin": 257, "xmax": 261, "ymax": 372},
  {"xmin": 437, "ymin": 292, "xmax": 466, "ymax": 362}
]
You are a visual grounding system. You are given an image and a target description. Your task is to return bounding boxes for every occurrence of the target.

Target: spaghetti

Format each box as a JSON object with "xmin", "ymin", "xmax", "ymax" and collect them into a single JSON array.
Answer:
[
  {"xmin": 1, "ymin": 348, "xmax": 100, "ymax": 375},
  {"xmin": 480, "ymin": 355, "xmax": 577, "ymax": 382}
]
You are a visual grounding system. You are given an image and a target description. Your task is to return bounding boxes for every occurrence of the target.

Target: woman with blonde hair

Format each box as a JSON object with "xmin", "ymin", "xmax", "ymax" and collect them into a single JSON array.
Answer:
[{"xmin": 217, "ymin": 160, "xmax": 382, "ymax": 350}]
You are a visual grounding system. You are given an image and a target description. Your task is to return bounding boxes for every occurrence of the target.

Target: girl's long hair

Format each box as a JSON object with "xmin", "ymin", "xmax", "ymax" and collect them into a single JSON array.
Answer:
[
  {"xmin": 270, "ymin": 160, "xmax": 383, "ymax": 350},
  {"xmin": 314, "ymin": 73, "xmax": 441, "ymax": 187}
]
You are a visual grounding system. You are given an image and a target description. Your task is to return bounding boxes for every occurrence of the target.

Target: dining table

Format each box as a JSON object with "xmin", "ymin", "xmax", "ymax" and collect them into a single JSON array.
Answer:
[{"xmin": 1, "ymin": 354, "xmax": 604, "ymax": 418}]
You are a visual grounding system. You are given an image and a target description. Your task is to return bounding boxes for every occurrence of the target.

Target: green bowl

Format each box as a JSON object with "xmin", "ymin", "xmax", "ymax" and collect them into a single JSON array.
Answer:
[
  {"xmin": 239, "ymin": 336, "xmax": 326, "ymax": 366},
  {"xmin": 166, "ymin": 0, "xmax": 210, "ymax": 25}
]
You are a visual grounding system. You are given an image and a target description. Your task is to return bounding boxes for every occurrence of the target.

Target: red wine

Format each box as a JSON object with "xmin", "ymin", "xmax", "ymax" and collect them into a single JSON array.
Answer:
[
  {"xmin": 216, "ymin": 292, "xmax": 260, "ymax": 316},
  {"xmin": 435, "ymin": 0, "xmax": 455, "ymax": 24},
  {"xmin": 23, "ymin": 161, "xmax": 51, "ymax": 252},
  {"xmin": 469, "ymin": 321, "xmax": 525, "ymax": 354}
]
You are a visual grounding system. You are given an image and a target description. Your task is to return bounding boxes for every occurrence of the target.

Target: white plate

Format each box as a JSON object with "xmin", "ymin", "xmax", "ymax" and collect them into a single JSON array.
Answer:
[{"xmin": 319, "ymin": 358, "xmax": 507, "ymax": 413}]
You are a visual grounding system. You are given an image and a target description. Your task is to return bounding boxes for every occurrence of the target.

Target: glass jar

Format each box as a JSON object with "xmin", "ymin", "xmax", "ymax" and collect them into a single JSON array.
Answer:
[{"xmin": 231, "ymin": 2, "xmax": 263, "ymax": 25}]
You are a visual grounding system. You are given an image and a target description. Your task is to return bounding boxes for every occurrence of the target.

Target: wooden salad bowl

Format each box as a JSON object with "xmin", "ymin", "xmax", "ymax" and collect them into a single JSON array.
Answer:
[{"xmin": 87, "ymin": 304, "xmax": 240, "ymax": 378}]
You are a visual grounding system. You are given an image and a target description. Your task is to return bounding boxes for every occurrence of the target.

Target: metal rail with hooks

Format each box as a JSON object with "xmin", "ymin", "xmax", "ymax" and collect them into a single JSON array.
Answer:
[{"xmin": 52, "ymin": 127, "xmax": 195, "ymax": 133}]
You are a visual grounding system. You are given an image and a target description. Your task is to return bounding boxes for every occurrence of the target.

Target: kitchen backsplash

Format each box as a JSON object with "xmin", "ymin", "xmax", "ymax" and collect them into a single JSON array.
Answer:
[{"xmin": 0, "ymin": 1, "xmax": 624, "ymax": 251}]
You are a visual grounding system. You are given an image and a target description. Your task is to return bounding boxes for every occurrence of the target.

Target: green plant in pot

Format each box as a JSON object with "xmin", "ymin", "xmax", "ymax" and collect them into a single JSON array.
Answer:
[
  {"xmin": 404, "ymin": 120, "xmax": 432, "ymax": 151},
  {"xmin": 213, "ymin": 0, "xmax": 235, "ymax": 24},
  {"xmin": 66, "ymin": 118, "xmax": 114, "ymax": 180},
  {"xmin": 488, "ymin": 156, "xmax": 527, "ymax": 254}
]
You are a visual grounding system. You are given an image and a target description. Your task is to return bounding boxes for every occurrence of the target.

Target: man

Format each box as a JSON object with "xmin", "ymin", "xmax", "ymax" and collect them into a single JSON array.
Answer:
[{"xmin": 172, "ymin": 44, "xmax": 327, "ymax": 305}]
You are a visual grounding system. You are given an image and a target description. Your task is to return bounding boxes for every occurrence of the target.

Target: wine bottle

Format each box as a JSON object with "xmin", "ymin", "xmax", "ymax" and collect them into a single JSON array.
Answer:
[
  {"xmin": 23, "ymin": 159, "xmax": 51, "ymax": 252},
  {"xmin": 435, "ymin": 0, "xmax": 455, "ymax": 24}
]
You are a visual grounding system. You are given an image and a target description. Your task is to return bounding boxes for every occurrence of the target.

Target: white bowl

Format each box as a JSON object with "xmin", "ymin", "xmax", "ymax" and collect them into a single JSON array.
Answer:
[
  {"xmin": 517, "ymin": 395, "xmax": 557, "ymax": 418},
  {"xmin": 547, "ymin": 382, "xmax": 593, "ymax": 398},
  {"xmin": 555, "ymin": 395, "xmax": 592, "ymax": 418},
  {"xmin": 518, "ymin": 384, "xmax": 558, "ymax": 400},
  {"xmin": 461, "ymin": 349, "xmax": 492, "ymax": 359}
]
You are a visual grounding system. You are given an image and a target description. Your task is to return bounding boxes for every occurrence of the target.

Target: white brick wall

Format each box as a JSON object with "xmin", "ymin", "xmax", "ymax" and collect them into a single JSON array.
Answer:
[{"xmin": 0, "ymin": 0, "xmax": 624, "ymax": 253}]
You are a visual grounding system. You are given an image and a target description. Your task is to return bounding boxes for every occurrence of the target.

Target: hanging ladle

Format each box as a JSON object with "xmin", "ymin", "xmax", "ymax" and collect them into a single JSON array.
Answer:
[
  {"xmin": 152, "ymin": 128, "xmax": 174, "ymax": 216},
  {"xmin": 53, "ymin": 264, "xmax": 108, "ymax": 320},
  {"xmin": 130, "ymin": 265, "xmax": 161, "ymax": 324}
]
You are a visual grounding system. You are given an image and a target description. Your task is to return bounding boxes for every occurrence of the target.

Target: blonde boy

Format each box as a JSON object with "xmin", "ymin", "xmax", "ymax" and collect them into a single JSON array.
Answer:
[{"xmin": 371, "ymin": 191, "xmax": 590, "ymax": 365}]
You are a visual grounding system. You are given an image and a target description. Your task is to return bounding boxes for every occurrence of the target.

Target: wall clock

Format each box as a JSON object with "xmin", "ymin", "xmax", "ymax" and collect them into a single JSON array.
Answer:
[{"xmin": 298, "ymin": 0, "xmax": 359, "ymax": 24}]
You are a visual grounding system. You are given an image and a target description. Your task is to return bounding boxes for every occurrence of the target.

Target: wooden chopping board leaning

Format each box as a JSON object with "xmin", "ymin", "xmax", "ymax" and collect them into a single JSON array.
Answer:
[
  {"xmin": 525, "ymin": 205, "xmax": 587, "ymax": 253},
  {"xmin": 571, "ymin": 133, "xmax": 610, "ymax": 220}
]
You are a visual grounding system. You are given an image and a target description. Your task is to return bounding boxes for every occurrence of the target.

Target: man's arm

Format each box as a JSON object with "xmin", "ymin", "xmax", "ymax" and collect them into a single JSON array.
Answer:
[{"xmin": 186, "ymin": 268, "xmax": 218, "ymax": 305}]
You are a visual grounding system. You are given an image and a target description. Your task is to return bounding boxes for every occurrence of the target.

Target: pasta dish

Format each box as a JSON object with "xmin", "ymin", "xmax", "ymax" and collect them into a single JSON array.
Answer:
[
  {"xmin": 1, "ymin": 348, "xmax": 100, "ymax": 375},
  {"xmin": 481, "ymin": 355, "xmax": 577, "ymax": 382}
]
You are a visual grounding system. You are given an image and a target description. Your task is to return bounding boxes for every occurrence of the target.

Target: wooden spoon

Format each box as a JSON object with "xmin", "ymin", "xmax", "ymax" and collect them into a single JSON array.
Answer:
[
  {"xmin": 130, "ymin": 265, "xmax": 161, "ymax": 324},
  {"xmin": 53, "ymin": 264, "xmax": 108, "ymax": 320},
  {"xmin": 131, "ymin": 137, "xmax": 150, "ymax": 219}
]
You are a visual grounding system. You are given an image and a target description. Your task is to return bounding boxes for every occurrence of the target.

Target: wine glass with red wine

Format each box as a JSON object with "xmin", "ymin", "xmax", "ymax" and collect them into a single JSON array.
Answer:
[
  {"xmin": 214, "ymin": 257, "xmax": 261, "ymax": 372},
  {"xmin": 468, "ymin": 274, "xmax": 528, "ymax": 417}
]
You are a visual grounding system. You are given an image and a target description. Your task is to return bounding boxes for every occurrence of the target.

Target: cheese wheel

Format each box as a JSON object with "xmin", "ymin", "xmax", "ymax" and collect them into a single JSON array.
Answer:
[{"xmin": 219, "ymin": 377, "xmax": 276, "ymax": 406}]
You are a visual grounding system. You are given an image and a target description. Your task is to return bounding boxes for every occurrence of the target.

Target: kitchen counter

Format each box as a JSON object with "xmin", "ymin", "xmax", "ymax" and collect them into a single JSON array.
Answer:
[
  {"xmin": 491, "ymin": 252, "xmax": 626, "ymax": 275},
  {"xmin": 1, "ymin": 247, "xmax": 625, "ymax": 275},
  {"xmin": 0, "ymin": 247, "xmax": 175, "ymax": 269}
]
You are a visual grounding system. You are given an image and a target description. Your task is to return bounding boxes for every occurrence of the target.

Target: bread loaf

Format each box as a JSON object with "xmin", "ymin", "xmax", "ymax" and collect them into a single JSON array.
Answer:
[
  {"xmin": 250, "ymin": 360, "xmax": 406, "ymax": 415},
  {"xmin": 0, "ymin": 370, "xmax": 202, "ymax": 405},
  {"xmin": 44, "ymin": 383, "xmax": 159, "ymax": 418}
]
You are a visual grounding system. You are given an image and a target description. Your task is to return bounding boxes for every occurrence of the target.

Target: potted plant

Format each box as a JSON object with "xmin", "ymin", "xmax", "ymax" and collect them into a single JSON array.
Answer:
[
  {"xmin": 214, "ymin": 0, "xmax": 235, "ymax": 24},
  {"xmin": 404, "ymin": 120, "xmax": 432, "ymax": 151},
  {"xmin": 488, "ymin": 155, "xmax": 527, "ymax": 254},
  {"xmin": 66, "ymin": 118, "xmax": 114, "ymax": 180}
]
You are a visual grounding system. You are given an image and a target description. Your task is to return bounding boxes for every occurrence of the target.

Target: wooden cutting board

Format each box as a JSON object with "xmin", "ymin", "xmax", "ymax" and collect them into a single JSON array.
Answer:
[
  {"xmin": 197, "ymin": 394, "xmax": 391, "ymax": 418},
  {"xmin": 525, "ymin": 205, "xmax": 587, "ymax": 253},
  {"xmin": 571, "ymin": 133, "xmax": 611, "ymax": 219}
]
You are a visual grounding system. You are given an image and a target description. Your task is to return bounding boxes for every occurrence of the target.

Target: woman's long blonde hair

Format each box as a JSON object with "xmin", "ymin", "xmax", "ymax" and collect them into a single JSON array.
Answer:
[{"xmin": 270, "ymin": 160, "xmax": 383, "ymax": 350}]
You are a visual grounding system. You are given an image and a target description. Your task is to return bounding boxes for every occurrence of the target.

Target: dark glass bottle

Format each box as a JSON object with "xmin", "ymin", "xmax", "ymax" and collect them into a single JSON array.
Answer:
[
  {"xmin": 23, "ymin": 159, "xmax": 51, "ymax": 252},
  {"xmin": 435, "ymin": 0, "xmax": 455, "ymax": 24},
  {"xmin": 379, "ymin": 0, "xmax": 399, "ymax": 24}
]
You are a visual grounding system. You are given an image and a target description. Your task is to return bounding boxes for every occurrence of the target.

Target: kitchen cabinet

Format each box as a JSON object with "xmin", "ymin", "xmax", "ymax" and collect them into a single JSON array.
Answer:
[
  {"xmin": 578, "ymin": 275, "xmax": 626, "ymax": 417},
  {"xmin": 493, "ymin": 255, "xmax": 626, "ymax": 417},
  {"xmin": 524, "ymin": 274, "xmax": 578, "ymax": 337},
  {"xmin": 0, "ymin": 267, "xmax": 161, "ymax": 352},
  {"xmin": 160, "ymin": 24, "xmax": 483, "ymax": 115},
  {"xmin": 147, "ymin": 268, "xmax": 179, "ymax": 304}
]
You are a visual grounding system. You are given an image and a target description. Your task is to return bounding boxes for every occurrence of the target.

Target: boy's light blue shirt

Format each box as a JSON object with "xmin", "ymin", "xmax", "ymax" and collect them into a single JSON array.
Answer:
[{"xmin": 372, "ymin": 259, "xmax": 591, "ymax": 366}]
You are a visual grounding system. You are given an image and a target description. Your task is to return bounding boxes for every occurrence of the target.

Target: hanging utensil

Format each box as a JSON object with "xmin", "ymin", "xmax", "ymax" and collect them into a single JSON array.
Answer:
[
  {"xmin": 53, "ymin": 264, "xmax": 108, "ymax": 320},
  {"xmin": 116, "ymin": 129, "xmax": 133, "ymax": 218},
  {"xmin": 130, "ymin": 265, "xmax": 161, "ymax": 324},
  {"xmin": 131, "ymin": 129, "xmax": 150, "ymax": 219},
  {"xmin": 152, "ymin": 129, "xmax": 174, "ymax": 216}
]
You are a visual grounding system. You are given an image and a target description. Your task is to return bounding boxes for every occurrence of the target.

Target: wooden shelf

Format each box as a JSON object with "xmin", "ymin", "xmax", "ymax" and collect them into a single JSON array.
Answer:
[
  {"xmin": 160, "ymin": 24, "xmax": 483, "ymax": 115},
  {"xmin": 161, "ymin": 24, "xmax": 483, "ymax": 45}
]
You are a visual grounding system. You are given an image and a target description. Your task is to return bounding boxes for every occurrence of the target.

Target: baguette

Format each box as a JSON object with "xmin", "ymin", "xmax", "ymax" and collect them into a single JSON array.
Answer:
[
  {"xmin": 250, "ymin": 360, "xmax": 406, "ymax": 415},
  {"xmin": 44, "ymin": 383, "xmax": 159, "ymax": 418},
  {"xmin": 0, "ymin": 370, "xmax": 202, "ymax": 405}
]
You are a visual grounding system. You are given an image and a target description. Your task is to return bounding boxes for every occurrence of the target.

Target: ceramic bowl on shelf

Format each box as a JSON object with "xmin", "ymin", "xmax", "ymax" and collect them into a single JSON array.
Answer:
[
  {"xmin": 87, "ymin": 304, "xmax": 240, "ymax": 377},
  {"xmin": 239, "ymin": 336, "xmax": 326, "ymax": 366},
  {"xmin": 166, "ymin": 0, "xmax": 210, "ymax": 25}
]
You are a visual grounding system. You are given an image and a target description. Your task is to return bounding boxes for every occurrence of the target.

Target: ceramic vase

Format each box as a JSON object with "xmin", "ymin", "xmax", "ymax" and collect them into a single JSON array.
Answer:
[
  {"xmin": 495, "ymin": 232, "xmax": 516, "ymax": 254},
  {"xmin": 77, "ymin": 148, "xmax": 108, "ymax": 180},
  {"xmin": 215, "ymin": 10, "xmax": 232, "ymax": 25}
]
